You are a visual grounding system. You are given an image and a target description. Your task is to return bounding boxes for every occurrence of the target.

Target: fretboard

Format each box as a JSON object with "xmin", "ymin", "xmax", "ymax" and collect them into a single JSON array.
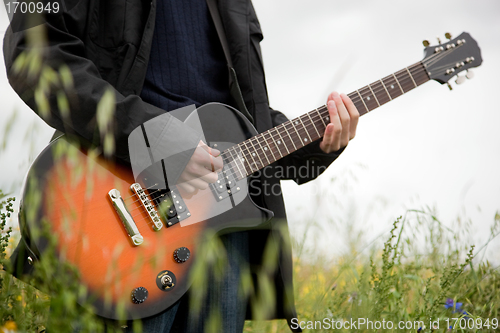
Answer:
[{"xmin": 221, "ymin": 61, "xmax": 429, "ymax": 180}]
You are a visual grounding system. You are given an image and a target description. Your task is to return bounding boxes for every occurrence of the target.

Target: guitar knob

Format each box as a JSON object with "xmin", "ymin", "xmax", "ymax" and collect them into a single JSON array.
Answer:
[
  {"xmin": 173, "ymin": 247, "xmax": 191, "ymax": 263},
  {"xmin": 455, "ymin": 76, "xmax": 466, "ymax": 85},
  {"xmin": 466, "ymin": 70, "xmax": 474, "ymax": 79},
  {"xmin": 131, "ymin": 287, "xmax": 148, "ymax": 304}
]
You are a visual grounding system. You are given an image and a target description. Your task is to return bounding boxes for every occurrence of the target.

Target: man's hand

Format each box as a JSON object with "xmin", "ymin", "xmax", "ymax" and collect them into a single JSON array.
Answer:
[
  {"xmin": 319, "ymin": 91, "xmax": 359, "ymax": 153},
  {"xmin": 177, "ymin": 141, "xmax": 223, "ymax": 195}
]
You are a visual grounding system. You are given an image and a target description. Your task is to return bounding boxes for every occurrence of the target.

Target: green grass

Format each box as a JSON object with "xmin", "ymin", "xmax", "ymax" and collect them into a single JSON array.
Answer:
[
  {"xmin": 1, "ymin": 191, "xmax": 499, "ymax": 332},
  {"xmin": 245, "ymin": 211, "xmax": 500, "ymax": 333}
]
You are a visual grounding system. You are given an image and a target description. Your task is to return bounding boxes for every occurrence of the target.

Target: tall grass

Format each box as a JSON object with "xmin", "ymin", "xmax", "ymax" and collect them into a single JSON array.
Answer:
[{"xmin": 244, "ymin": 210, "xmax": 500, "ymax": 333}]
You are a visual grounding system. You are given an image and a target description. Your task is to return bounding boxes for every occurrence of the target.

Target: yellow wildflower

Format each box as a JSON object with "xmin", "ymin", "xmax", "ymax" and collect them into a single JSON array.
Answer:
[{"xmin": 0, "ymin": 320, "xmax": 17, "ymax": 333}]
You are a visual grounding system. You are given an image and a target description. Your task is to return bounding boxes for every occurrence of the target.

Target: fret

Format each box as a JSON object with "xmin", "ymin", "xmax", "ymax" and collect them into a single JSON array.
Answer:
[
  {"xmin": 315, "ymin": 107, "xmax": 328, "ymax": 128},
  {"xmin": 409, "ymin": 63, "xmax": 429, "ymax": 86},
  {"xmin": 355, "ymin": 90, "xmax": 369, "ymax": 113},
  {"xmin": 288, "ymin": 121, "xmax": 305, "ymax": 149},
  {"xmin": 269, "ymin": 128, "xmax": 284, "ymax": 158},
  {"xmin": 306, "ymin": 111, "xmax": 321, "ymax": 138},
  {"xmin": 254, "ymin": 136, "xmax": 271, "ymax": 166},
  {"xmin": 397, "ymin": 70, "xmax": 414, "ymax": 93},
  {"xmin": 381, "ymin": 76, "xmax": 400, "ymax": 100},
  {"xmin": 262, "ymin": 131, "xmax": 278, "ymax": 161},
  {"xmin": 236, "ymin": 145, "xmax": 250, "ymax": 178},
  {"xmin": 392, "ymin": 73, "xmax": 404, "ymax": 94},
  {"xmin": 405, "ymin": 67, "xmax": 417, "ymax": 88},
  {"xmin": 359, "ymin": 86, "xmax": 378, "ymax": 111},
  {"xmin": 241, "ymin": 141, "xmax": 258, "ymax": 173},
  {"xmin": 232, "ymin": 144, "xmax": 248, "ymax": 177},
  {"xmin": 218, "ymin": 61, "xmax": 430, "ymax": 176},
  {"xmin": 348, "ymin": 92, "xmax": 365, "ymax": 116},
  {"xmin": 298, "ymin": 115, "xmax": 312, "ymax": 144},
  {"xmin": 290, "ymin": 119, "xmax": 304, "ymax": 146},
  {"xmin": 248, "ymin": 138, "xmax": 264, "ymax": 169},
  {"xmin": 370, "ymin": 80, "xmax": 390, "ymax": 106},
  {"xmin": 282, "ymin": 123, "xmax": 298, "ymax": 151},
  {"xmin": 379, "ymin": 79, "xmax": 392, "ymax": 101},
  {"xmin": 367, "ymin": 84, "xmax": 381, "ymax": 107},
  {"xmin": 275, "ymin": 126, "xmax": 290, "ymax": 155},
  {"xmin": 226, "ymin": 147, "xmax": 245, "ymax": 179},
  {"xmin": 227, "ymin": 159, "xmax": 243, "ymax": 180},
  {"xmin": 229, "ymin": 145, "xmax": 244, "ymax": 178}
]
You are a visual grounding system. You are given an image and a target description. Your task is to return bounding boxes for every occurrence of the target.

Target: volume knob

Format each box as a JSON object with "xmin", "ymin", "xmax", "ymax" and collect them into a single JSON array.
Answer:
[
  {"xmin": 131, "ymin": 287, "xmax": 148, "ymax": 304},
  {"xmin": 173, "ymin": 247, "xmax": 191, "ymax": 263}
]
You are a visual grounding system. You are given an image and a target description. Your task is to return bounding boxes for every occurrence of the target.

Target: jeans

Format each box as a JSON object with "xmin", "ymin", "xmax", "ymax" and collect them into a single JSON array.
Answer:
[{"xmin": 122, "ymin": 231, "xmax": 250, "ymax": 333}]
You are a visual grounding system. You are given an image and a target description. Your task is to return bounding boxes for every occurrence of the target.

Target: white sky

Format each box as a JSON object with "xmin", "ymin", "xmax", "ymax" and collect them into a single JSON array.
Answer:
[{"xmin": 1, "ymin": 0, "xmax": 499, "ymax": 262}]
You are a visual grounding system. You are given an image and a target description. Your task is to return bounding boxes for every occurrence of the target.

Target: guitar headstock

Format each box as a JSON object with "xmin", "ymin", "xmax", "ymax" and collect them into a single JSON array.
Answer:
[{"xmin": 422, "ymin": 32, "xmax": 482, "ymax": 87}]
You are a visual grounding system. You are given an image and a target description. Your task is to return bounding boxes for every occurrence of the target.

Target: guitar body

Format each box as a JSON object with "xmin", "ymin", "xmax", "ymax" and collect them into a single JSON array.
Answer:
[{"xmin": 19, "ymin": 103, "xmax": 272, "ymax": 319}]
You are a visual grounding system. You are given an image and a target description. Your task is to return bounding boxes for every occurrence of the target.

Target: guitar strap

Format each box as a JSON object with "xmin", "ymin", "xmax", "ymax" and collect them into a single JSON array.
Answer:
[{"xmin": 205, "ymin": 0, "xmax": 255, "ymax": 125}]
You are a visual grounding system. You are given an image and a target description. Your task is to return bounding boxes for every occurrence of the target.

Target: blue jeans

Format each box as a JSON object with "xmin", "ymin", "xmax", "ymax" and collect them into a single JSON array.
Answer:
[{"xmin": 123, "ymin": 231, "xmax": 250, "ymax": 333}]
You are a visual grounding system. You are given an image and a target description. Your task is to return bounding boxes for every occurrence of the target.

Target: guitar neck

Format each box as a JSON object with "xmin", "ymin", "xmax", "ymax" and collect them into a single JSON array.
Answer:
[{"xmin": 222, "ymin": 61, "xmax": 430, "ymax": 179}]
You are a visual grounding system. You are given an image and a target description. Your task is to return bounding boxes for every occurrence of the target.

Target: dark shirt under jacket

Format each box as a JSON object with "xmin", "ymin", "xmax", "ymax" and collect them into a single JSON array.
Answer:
[{"xmin": 140, "ymin": 0, "xmax": 233, "ymax": 111}]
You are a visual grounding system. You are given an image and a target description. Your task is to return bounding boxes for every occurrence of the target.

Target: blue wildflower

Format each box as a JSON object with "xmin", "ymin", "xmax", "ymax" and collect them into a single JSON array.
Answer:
[
  {"xmin": 461, "ymin": 310, "xmax": 470, "ymax": 320},
  {"xmin": 444, "ymin": 298, "xmax": 463, "ymax": 313}
]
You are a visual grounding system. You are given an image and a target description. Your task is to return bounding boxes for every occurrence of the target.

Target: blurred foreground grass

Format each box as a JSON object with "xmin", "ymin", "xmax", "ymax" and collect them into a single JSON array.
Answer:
[{"xmin": 0, "ymin": 191, "xmax": 499, "ymax": 332}]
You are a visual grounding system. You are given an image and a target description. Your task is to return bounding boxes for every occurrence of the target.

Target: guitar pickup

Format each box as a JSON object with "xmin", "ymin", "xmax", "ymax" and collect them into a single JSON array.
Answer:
[
  {"xmin": 211, "ymin": 170, "xmax": 240, "ymax": 202},
  {"xmin": 130, "ymin": 183, "xmax": 163, "ymax": 231},
  {"xmin": 157, "ymin": 188, "xmax": 190, "ymax": 227}
]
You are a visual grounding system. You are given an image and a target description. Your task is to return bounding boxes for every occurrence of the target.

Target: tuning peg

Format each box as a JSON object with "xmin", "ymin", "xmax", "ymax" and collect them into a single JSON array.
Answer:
[
  {"xmin": 447, "ymin": 83, "xmax": 453, "ymax": 91},
  {"xmin": 466, "ymin": 69, "xmax": 474, "ymax": 79},
  {"xmin": 422, "ymin": 40, "xmax": 430, "ymax": 47},
  {"xmin": 445, "ymin": 32, "xmax": 452, "ymax": 40},
  {"xmin": 436, "ymin": 36, "xmax": 442, "ymax": 44},
  {"xmin": 455, "ymin": 75, "xmax": 466, "ymax": 85}
]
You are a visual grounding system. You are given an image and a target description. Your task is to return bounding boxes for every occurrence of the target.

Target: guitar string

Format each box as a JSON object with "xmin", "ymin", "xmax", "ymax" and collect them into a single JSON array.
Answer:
[
  {"xmin": 193, "ymin": 45, "xmax": 464, "ymax": 180},
  {"xmin": 128, "ymin": 48, "xmax": 463, "ymax": 208},
  {"xmin": 120, "ymin": 54, "xmax": 461, "ymax": 228},
  {"xmin": 224, "ymin": 77, "xmax": 428, "ymax": 179},
  {"xmin": 125, "ymin": 192, "xmax": 175, "ymax": 229},
  {"xmin": 189, "ymin": 44, "xmax": 465, "ymax": 193},
  {"xmin": 133, "ymin": 48, "xmax": 461, "ymax": 186},
  {"xmin": 122, "ymin": 183, "xmax": 162, "ymax": 201},
  {"xmin": 126, "ymin": 190, "xmax": 169, "ymax": 215},
  {"xmin": 220, "ymin": 66, "xmax": 432, "ymax": 179},
  {"xmin": 348, "ymin": 67, "xmax": 426, "ymax": 105},
  {"xmin": 88, "ymin": 45, "xmax": 469, "ymax": 234},
  {"xmin": 124, "ymin": 188, "xmax": 162, "ymax": 206},
  {"xmin": 423, "ymin": 44, "xmax": 465, "ymax": 67}
]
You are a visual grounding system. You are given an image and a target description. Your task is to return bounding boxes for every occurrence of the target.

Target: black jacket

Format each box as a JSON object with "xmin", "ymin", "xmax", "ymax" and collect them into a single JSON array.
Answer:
[{"xmin": 4, "ymin": 0, "xmax": 342, "ymax": 331}]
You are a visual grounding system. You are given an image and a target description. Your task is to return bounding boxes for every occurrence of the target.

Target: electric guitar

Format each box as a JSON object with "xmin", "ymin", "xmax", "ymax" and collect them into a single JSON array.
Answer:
[{"xmin": 18, "ymin": 32, "xmax": 482, "ymax": 319}]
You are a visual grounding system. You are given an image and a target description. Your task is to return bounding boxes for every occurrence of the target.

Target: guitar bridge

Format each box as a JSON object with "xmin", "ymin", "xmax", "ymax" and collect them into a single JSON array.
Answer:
[
  {"xmin": 130, "ymin": 183, "xmax": 163, "ymax": 231},
  {"xmin": 108, "ymin": 189, "xmax": 144, "ymax": 246}
]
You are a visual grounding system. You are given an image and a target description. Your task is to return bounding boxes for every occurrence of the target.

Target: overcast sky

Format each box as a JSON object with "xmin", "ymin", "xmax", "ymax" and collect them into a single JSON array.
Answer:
[{"xmin": 1, "ymin": 0, "xmax": 499, "ymax": 262}]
